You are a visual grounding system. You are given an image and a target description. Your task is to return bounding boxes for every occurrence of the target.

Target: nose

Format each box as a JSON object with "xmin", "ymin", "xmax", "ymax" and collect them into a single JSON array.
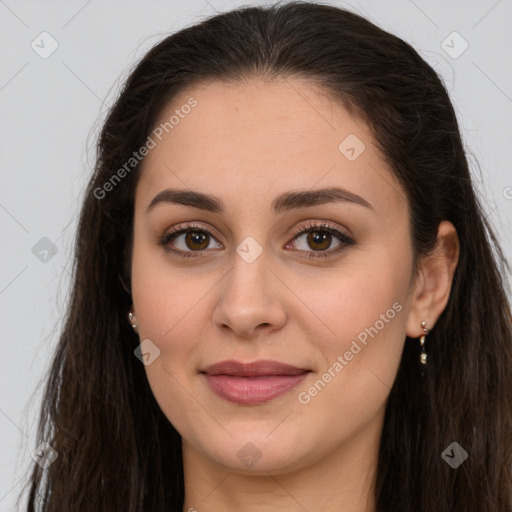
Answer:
[{"xmin": 212, "ymin": 251, "xmax": 287, "ymax": 339}]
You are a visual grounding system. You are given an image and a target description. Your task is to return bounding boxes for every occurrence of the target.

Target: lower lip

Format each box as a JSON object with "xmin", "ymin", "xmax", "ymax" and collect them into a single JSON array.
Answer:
[{"xmin": 203, "ymin": 372, "xmax": 310, "ymax": 405}]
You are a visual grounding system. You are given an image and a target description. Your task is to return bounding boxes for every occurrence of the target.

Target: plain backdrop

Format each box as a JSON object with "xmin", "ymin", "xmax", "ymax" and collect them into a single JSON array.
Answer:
[{"xmin": 1, "ymin": 0, "xmax": 511, "ymax": 510}]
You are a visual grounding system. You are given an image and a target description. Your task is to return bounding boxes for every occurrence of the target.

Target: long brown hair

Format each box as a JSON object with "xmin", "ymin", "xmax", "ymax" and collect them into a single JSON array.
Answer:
[{"xmin": 22, "ymin": 2, "xmax": 512, "ymax": 510}]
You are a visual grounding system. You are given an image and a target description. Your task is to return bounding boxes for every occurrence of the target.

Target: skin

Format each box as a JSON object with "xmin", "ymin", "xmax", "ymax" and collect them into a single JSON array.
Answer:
[{"xmin": 129, "ymin": 77, "xmax": 459, "ymax": 512}]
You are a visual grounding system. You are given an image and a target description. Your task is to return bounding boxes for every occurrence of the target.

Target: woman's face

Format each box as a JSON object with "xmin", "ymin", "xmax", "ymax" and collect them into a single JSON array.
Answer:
[{"xmin": 131, "ymin": 77, "xmax": 417, "ymax": 474}]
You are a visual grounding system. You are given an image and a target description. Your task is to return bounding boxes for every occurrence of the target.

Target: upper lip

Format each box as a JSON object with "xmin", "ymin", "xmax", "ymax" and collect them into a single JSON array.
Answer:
[{"xmin": 202, "ymin": 359, "xmax": 310, "ymax": 377}]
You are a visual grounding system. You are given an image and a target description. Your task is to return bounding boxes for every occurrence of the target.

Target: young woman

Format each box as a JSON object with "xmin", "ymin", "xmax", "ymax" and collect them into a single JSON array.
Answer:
[{"xmin": 23, "ymin": 1, "xmax": 512, "ymax": 511}]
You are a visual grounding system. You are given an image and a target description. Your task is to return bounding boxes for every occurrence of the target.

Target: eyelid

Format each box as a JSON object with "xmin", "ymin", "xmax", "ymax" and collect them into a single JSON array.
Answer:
[
  {"xmin": 166, "ymin": 221, "xmax": 224, "ymax": 244},
  {"xmin": 288, "ymin": 220, "xmax": 352, "ymax": 240}
]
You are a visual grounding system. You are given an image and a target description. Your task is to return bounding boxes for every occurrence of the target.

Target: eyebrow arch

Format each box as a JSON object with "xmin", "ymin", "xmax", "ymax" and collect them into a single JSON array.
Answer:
[{"xmin": 146, "ymin": 186, "xmax": 373, "ymax": 215}]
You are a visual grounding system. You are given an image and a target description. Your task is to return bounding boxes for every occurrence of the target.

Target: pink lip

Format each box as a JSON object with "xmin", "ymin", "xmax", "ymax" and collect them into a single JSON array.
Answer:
[{"xmin": 201, "ymin": 359, "xmax": 311, "ymax": 405}]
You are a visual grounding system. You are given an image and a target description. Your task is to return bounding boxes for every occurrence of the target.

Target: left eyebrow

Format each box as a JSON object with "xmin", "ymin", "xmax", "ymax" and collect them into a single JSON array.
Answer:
[
  {"xmin": 146, "ymin": 186, "xmax": 374, "ymax": 215},
  {"xmin": 271, "ymin": 186, "xmax": 374, "ymax": 213}
]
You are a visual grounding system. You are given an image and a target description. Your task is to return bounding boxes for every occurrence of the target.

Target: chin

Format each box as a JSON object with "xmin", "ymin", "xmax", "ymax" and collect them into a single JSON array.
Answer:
[{"xmin": 192, "ymin": 429, "xmax": 316, "ymax": 475}]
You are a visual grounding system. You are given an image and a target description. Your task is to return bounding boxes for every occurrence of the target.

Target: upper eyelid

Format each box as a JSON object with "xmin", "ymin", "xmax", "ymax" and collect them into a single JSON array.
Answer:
[
  {"xmin": 167, "ymin": 222, "xmax": 224, "ymax": 245},
  {"xmin": 289, "ymin": 220, "xmax": 351, "ymax": 239}
]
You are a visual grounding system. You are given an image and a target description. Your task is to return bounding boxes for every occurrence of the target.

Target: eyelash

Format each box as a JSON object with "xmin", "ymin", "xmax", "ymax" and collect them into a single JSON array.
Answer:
[{"xmin": 157, "ymin": 221, "xmax": 355, "ymax": 260}]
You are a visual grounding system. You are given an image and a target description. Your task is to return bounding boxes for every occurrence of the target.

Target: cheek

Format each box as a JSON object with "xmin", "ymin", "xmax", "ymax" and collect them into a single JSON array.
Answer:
[
  {"xmin": 130, "ymin": 245, "xmax": 210, "ymax": 428},
  {"xmin": 308, "ymin": 251, "xmax": 411, "ymax": 383},
  {"xmin": 131, "ymin": 273, "xmax": 210, "ymax": 382},
  {"xmin": 131, "ymin": 234, "xmax": 204, "ymax": 337},
  {"xmin": 292, "ymin": 267, "xmax": 409, "ymax": 438},
  {"xmin": 319, "ymin": 256, "xmax": 408, "ymax": 334}
]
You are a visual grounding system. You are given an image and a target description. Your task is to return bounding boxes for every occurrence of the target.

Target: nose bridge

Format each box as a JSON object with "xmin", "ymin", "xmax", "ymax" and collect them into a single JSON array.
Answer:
[
  {"xmin": 213, "ymin": 238, "xmax": 287, "ymax": 336},
  {"xmin": 226, "ymin": 237, "xmax": 271, "ymax": 303}
]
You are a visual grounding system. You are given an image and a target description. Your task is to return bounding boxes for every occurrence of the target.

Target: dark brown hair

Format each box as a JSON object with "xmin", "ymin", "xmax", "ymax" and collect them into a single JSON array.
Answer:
[{"xmin": 22, "ymin": 1, "xmax": 512, "ymax": 510}]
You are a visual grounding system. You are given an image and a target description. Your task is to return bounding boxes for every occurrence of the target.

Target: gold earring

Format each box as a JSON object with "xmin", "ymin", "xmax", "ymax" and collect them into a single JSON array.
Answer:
[
  {"xmin": 419, "ymin": 321, "xmax": 430, "ymax": 365},
  {"xmin": 128, "ymin": 311, "xmax": 137, "ymax": 330}
]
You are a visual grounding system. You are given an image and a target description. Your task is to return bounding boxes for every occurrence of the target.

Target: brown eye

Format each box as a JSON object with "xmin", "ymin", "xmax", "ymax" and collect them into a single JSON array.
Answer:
[
  {"xmin": 158, "ymin": 224, "xmax": 223, "ymax": 258},
  {"xmin": 305, "ymin": 230, "xmax": 334, "ymax": 251},
  {"xmin": 288, "ymin": 221, "xmax": 354, "ymax": 259},
  {"xmin": 183, "ymin": 231, "xmax": 210, "ymax": 251},
  {"xmin": 159, "ymin": 221, "xmax": 354, "ymax": 260}
]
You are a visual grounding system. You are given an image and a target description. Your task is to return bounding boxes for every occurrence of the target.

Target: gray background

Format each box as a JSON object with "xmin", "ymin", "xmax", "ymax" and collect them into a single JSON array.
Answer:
[{"xmin": 1, "ymin": 0, "xmax": 511, "ymax": 510}]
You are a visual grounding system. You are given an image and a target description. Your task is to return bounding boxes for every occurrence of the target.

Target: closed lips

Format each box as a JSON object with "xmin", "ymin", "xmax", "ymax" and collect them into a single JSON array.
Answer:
[
  {"xmin": 201, "ymin": 359, "xmax": 311, "ymax": 377},
  {"xmin": 201, "ymin": 362, "xmax": 312, "ymax": 405}
]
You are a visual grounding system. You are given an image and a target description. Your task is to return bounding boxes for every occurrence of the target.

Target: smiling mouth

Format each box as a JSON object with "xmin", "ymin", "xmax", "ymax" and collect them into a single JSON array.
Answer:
[{"xmin": 201, "ymin": 359, "xmax": 312, "ymax": 405}]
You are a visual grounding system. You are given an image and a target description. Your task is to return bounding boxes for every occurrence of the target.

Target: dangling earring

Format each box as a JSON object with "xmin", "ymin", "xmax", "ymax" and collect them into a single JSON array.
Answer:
[
  {"xmin": 419, "ymin": 321, "xmax": 430, "ymax": 365},
  {"xmin": 128, "ymin": 311, "xmax": 137, "ymax": 330}
]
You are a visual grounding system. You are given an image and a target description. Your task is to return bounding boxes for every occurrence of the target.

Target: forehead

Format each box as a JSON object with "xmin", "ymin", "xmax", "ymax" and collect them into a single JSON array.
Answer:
[{"xmin": 136, "ymin": 77, "xmax": 406, "ymax": 217}]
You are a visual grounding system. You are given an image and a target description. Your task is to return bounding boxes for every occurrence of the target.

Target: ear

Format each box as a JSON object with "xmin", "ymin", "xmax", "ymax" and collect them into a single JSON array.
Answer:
[{"xmin": 406, "ymin": 220, "xmax": 460, "ymax": 337}]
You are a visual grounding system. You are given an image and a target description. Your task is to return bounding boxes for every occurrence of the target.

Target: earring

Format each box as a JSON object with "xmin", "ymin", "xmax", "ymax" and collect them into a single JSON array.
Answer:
[
  {"xmin": 128, "ymin": 311, "xmax": 137, "ymax": 330},
  {"xmin": 419, "ymin": 321, "xmax": 430, "ymax": 365}
]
